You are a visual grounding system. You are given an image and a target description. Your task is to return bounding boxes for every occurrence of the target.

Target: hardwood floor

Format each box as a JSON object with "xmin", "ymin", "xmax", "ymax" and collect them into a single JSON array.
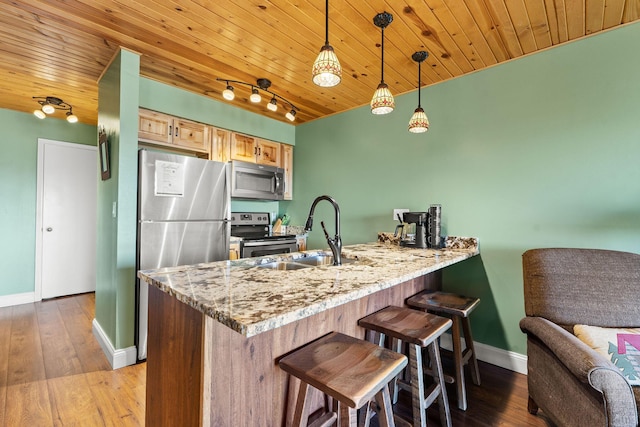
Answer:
[
  {"xmin": 0, "ymin": 293, "xmax": 553, "ymax": 426},
  {"xmin": 0, "ymin": 293, "xmax": 145, "ymax": 426}
]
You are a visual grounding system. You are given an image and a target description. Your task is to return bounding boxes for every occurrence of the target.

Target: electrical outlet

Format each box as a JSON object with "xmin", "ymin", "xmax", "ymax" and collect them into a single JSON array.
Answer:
[{"xmin": 392, "ymin": 208, "xmax": 409, "ymax": 221}]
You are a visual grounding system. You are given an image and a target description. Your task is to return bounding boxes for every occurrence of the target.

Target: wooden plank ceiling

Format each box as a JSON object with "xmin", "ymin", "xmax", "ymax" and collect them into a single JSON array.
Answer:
[{"xmin": 1, "ymin": 0, "xmax": 638, "ymax": 126}]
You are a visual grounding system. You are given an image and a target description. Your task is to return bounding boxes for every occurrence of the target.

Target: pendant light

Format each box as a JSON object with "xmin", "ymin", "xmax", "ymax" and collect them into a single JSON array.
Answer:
[
  {"xmin": 312, "ymin": 0, "xmax": 341, "ymax": 87},
  {"xmin": 408, "ymin": 51, "xmax": 430, "ymax": 133},
  {"xmin": 370, "ymin": 12, "xmax": 394, "ymax": 115}
]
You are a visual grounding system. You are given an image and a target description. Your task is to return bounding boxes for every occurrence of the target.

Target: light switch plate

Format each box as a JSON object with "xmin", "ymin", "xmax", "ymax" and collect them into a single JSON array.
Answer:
[{"xmin": 393, "ymin": 209, "xmax": 409, "ymax": 221}]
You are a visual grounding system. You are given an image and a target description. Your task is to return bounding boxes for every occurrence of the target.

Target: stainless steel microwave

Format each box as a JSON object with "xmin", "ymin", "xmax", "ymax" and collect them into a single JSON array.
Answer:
[{"xmin": 230, "ymin": 160, "xmax": 284, "ymax": 200}]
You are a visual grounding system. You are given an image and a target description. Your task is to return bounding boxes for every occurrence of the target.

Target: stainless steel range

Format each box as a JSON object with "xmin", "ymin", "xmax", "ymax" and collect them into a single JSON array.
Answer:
[{"xmin": 231, "ymin": 212, "xmax": 298, "ymax": 258}]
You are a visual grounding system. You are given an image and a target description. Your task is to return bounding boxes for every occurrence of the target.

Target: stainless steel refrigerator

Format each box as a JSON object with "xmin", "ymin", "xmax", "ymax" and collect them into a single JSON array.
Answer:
[{"xmin": 136, "ymin": 149, "xmax": 230, "ymax": 361}]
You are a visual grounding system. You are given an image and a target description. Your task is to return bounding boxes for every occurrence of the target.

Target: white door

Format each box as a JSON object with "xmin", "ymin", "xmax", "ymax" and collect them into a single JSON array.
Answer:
[{"xmin": 36, "ymin": 139, "xmax": 97, "ymax": 299}]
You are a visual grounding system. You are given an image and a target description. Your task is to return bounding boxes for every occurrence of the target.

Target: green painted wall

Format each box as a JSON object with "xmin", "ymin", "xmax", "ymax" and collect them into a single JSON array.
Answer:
[
  {"xmin": 285, "ymin": 23, "xmax": 640, "ymax": 355},
  {"xmin": 0, "ymin": 108, "xmax": 96, "ymax": 297},
  {"xmin": 95, "ymin": 50, "xmax": 140, "ymax": 349},
  {"xmin": 139, "ymin": 78, "xmax": 295, "ymax": 146}
]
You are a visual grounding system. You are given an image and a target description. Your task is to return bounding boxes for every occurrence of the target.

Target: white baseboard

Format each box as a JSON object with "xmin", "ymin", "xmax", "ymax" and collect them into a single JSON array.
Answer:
[
  {"xmin": 439, "ymin": 333, "xmax": 528, "ymax": 375},
  {"xmin": 0, "ymin": 292, "xmax": 35, "ymax": 308},
  {"xmin": 92, "ymin": 318, "xmax": 137, "ymax": 370}
]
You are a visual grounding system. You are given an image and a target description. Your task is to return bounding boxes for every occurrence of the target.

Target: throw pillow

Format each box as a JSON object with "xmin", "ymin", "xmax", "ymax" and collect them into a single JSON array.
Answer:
[{"xmin": 574, "ymin": 324, "xmax": 640, "ymax": 386}]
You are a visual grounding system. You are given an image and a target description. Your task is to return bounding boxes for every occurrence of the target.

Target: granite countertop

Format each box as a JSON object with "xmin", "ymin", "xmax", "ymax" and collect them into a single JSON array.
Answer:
[{"xmin": 138, "ymin": 237, "xmax": 479, "ymax": 337}]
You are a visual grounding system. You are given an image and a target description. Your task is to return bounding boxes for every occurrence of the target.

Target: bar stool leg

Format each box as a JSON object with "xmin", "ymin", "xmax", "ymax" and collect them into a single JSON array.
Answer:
[
  {"xmin": 339, "ymin": 403, "xmax": 358, "ymax": 427},
  {"xmin": 374, "ymin": 385, "xmax": 396, "ymax": 427},
  {"xmin": 427, "ymin": 342, "xmax": 452, "ymax": 427},
  {"xmin": 409, "ymin": 343, "xmax": 427, "ymax": 427},
  {"xmin": 292, "ymin": 382, "xmax": 312, "ymax": 427},
  {"xmin": 462, "ymin": 317, "xmax": 481, "ymax": 386},
  {"xmin": 451, "ymin": 316, "xmax": 467, "ymax": 411}
]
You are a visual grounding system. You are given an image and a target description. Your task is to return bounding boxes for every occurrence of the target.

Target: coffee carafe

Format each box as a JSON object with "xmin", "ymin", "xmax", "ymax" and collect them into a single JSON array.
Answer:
[{"xmin": 400, "ymin": 212, "xmax": 428, "ymax": 248}]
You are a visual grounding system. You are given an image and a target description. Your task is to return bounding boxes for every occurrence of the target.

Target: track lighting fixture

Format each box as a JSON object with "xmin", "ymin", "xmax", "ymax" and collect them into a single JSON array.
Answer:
[
  {"xmin": 216, "ymin": 78, "xmax": 300, "ymax": 122},
  {"xmin": 371, "ymin": 12, "xmax": 394, "ymax": 115},
  {"xmin": 408, "ymin": 51, "xmax": 430, "ymax": 133},
  {"xmin": 33, "ymin": 96, "xmax": 78, "ymax": 123},
  {"xmin": 312, "ymin": 0, "xmax": 341, "ymax": 87}
]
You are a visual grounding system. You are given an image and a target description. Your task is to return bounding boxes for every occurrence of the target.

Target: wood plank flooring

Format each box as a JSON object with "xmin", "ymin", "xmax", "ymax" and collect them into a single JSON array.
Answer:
[
  {"xmin": 0, "ymin": 293, "xmax": 553, "ymax": 426},
  {"xmin": 0, "ymin": 293, "xmax": 145, "ymax": 426}
]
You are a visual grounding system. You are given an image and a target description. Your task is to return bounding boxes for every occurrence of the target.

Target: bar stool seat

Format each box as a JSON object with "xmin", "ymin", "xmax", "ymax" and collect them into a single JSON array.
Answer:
[
  {"xmin": 359, "ymin": 306, "xmax": 453, "ymax": 427},
  {"xmin": 279, "ymin": 331, "xmax": 408, "ymax": 427},
  {"xmin": 407, "ymin": 291, "xmax": 481, "ymax": 411}
]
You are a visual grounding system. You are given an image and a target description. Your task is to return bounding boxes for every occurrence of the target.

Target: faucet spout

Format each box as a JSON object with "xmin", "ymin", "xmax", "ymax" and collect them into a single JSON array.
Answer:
[{"xmin": 304, "ymin": 195, "xmax": 342, "ymax": 265}]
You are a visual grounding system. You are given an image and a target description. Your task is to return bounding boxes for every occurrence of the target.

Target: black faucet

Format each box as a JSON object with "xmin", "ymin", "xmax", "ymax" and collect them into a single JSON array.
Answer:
[{"xmin": 304, "ymin": 195, "xmax": 342, "ymax": 266}]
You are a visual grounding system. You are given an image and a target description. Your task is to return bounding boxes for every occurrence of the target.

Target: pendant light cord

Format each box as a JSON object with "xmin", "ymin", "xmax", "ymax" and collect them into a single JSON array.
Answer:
[
  {"xmin": 324, "ymin": 0, "xmax": 330, "ymax": 45},
  {"xmin": 417, "ymin": 61, "xmax": 422, "ymax": 108},
  {"xmin": 380, "ymin": 27, "xmax": 385, "ymax": 83}
]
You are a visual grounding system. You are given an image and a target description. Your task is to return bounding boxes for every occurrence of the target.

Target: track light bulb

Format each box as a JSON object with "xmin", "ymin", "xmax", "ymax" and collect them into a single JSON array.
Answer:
[
  {"xmin": 66, "ymin": 111, "xmax": 78, "ymax": 123},
  {"xmin": 34, "ymin": 109, "xmax": 46, "ymax": 119},
  {"xmin": 42, "ymin": 104, "xmax": 55, "ymax": 114},
  {"xmin": 250, "ymin": 88, "xmax": 261, "ymax": 103},
  {"xmin": 267, "ymin": 97, "xmax": 278, "ymax": 112},
  {"xmin": 285, "ymin": 109, "xmax": 296, "ymax": 122},
  {"xmin": 222, "ymin": 85, "xmax": 235, "ymax": 101}
]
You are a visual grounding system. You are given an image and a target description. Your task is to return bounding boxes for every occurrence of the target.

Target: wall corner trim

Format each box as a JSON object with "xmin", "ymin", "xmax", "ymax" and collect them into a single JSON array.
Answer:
[{"xmin": 92, "ymin": 318, "xmax": 137, "ymax": 370}]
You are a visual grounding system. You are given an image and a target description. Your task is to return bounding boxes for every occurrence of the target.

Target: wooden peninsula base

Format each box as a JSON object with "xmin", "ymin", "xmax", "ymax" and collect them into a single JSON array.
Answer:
[{"xmin": 145, "ymin": 272, "xmax": 441, "ymax": 426}]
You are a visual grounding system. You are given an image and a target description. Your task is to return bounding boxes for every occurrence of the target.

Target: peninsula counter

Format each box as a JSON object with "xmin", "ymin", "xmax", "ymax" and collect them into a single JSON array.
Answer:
[{"xmin": 138, "ymin": 239, "xmax": 478, "ymax": 426}]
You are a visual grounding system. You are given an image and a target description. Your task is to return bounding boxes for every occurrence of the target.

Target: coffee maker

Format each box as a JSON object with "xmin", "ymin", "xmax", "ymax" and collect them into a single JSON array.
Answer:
[
  {"xmin": 399, "ymin": 212, "xmax": 429, "ymax": 248},
  {"xmin": 397, "ymin": 205, "xmax": 442, "ymax": 249}
]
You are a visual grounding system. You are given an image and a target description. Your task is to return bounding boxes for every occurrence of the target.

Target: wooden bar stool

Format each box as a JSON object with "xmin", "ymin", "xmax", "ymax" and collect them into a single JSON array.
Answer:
[
  {"xmin": 358, "ymin": 306, "xmax": 453, "ymax": 427},
  {"xmin": 407, "ymin": 291, "xmax": 481, "ymax": 411},
  {"xmin": 279, "ymin": 331, "xmax": 408, "ymax": 427}
]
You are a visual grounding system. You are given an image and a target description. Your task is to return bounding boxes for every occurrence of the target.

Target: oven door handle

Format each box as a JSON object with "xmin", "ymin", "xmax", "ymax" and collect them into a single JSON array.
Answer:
[{"xmin": 242, "ymin": 239, "xmax": 296, "ymax": 247}]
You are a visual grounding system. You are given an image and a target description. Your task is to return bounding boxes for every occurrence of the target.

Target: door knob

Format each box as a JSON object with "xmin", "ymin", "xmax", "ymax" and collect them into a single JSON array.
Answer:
[{"xmin": 46, "ymin": 227, "xmax": 53, "ymax": 232}]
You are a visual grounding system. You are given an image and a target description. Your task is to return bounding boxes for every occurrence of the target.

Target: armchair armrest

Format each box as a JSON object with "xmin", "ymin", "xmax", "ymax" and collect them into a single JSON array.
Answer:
[{"xmin": 520, "ymin": 316, "xmax": 638, "ymax": 426}]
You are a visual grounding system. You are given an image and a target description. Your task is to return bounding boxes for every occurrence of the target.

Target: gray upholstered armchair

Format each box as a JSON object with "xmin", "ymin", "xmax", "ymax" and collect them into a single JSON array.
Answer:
[{"xmin": 520, "ymin": 248, "xmax": 640, "ymax": 427}]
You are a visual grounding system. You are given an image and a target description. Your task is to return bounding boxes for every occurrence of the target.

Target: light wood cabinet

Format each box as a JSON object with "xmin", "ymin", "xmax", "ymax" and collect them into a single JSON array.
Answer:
[
  {"xmin": 230, "ymin": 133, "xmax": 281, "ymax": 167},
  {"xmin": 281, "ymin": 143, "xmax": 293, "ymax": 200},
  {"xmin": 138, "ymin": 109, "xmax": 209, "ymax": 154},
  {"xmin": 210, "ymin": 128, "xmax": 231, "ymax": 163}
]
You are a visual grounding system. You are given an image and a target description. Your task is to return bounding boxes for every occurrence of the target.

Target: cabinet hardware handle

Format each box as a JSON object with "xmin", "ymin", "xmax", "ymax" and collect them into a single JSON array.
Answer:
[
  {"xmin": 169, "ymin": 125, "xmax": 172, "ymax": 136},
  {"xmin": 175, "ymin": 126, "xmax": 179, "ymax": 137}
]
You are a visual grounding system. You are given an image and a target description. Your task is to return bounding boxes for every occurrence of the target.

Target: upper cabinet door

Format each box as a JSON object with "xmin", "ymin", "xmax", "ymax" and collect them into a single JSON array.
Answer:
[
  {"xmin": 281, "ymin": 144, "xmax": 293, "ymax": 200},
  {"xmin": 230, "ymin": 133, "xmax": 258, "ymax": 163},
  {"xmin": 139, "ymin": 109, "xmax": 172, "ymax": 144},
  {"xmin": 210, "ymin": 128, "xmax": 231, "ymax": 163},
  {"xmin": 257, "ymin": 139, "xmax": 281, "ymax": 167},
  {"xmin": 173, "ymin": 119, "xmax": 209, "ymax": 152}
]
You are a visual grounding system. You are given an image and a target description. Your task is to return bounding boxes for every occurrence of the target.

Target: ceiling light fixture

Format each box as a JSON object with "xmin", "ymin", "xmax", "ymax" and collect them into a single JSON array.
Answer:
[
  {"xmin": 33, "ymin": 96, "xmax": 78, "ymax": 123},
  {"xmin": 216, "ymin": 78, "xmax": 300, "ymax": 122},
  {"xmin": 408, "ymin": 51, "xmax": 430, "ymax": 134},
  {"xmin": 312, "ymin": 0, "xmax": 341, "ymax": 87},
  {"xmin": 371, "ymin": 12, "xmax": 394, "ymax": 115}
]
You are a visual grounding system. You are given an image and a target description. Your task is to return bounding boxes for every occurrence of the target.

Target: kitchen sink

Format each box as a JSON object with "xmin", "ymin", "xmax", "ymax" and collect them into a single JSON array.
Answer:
[
  {"xmin": 257, "ymin": 261, "xmax": 310, "ymax": 270},
  {"xmin": 293, "ymin": 255, "xmax": 358, "ymax": 266},
  {"xmin": 257, "ymin": 254, "xmax": 358, "ymax": 270}
]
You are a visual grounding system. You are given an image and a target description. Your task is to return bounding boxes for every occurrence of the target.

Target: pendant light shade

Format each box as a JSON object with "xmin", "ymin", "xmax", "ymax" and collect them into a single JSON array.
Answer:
[
  {"xmin": 370, "ymin": 12, "xmax": 394, "ymax": 115},
  {"xmin": 371, "ymin": 83, "xmax": 394, "ymax": 115},
  {"xmin": 408, "ymin": 51, "xmax": 430, "ymax": 133},
  {"xmin": 408, "ymin": 107, "xmax": 429, "ymax": 133},
  {"xmin": 312, "ymin": 0, "xmax": 341, "ymax": 87}
]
